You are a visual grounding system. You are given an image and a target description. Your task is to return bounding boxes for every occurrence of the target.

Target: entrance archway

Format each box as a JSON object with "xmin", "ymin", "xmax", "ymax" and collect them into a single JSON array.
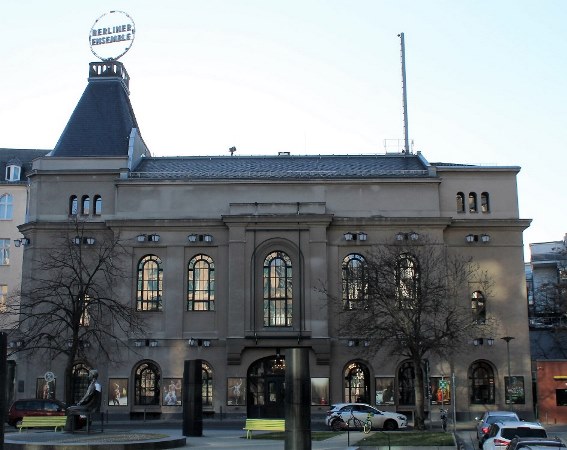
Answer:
[{"xmin": 247, "ymin": 354, "xmax": 286, "ymax": 418}]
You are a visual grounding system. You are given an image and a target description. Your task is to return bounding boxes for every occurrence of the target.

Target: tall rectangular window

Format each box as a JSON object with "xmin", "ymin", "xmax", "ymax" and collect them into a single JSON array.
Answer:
[
  {"xmin": 0, "ymin": 284, "xmax": 7, "ymax": 312},
  {"xmin": 0, "ymin": 239, "xmax": 10, "ymax": 265},
  {"xmin": 0, "ymin": 194, "xmax": 13, "ymax": 220}
]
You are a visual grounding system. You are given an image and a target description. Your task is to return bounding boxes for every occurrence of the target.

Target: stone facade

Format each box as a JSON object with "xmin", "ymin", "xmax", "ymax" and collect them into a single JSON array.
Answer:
[{"xmin": 9, "ymin": 61, "xmax": 532, "ymax": 422}]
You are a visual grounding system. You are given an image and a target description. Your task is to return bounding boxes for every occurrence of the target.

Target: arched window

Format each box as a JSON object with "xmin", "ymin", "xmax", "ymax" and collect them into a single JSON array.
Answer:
[
  {"xmin": 202, "ymin": 362, "xmax": 213, "ymax": 407},
  {"xmin": 456, "ymin": 192, "xmax": 465, "ymax": 213},
  {"xmin": 71, "ymin": 363, "xmax": 91, "ymax": 404},
  {"xmin": 93, "ymin": 195, "xmax": 102, "ymax": 215},
  {"xmin": 398, "ymin": 361, "xmax": 416, "ymax": 405},
  {"xmin": 134, "ymin": 361, "xmax": 161, "ymax": 405},
  {"xmin": 69, "ymin": 195, "xmax": 78, "ymax": 215},
  {"xmin": 263, "ymin": 251, "xmax": 293, "ymax": 327},
  {"xmin": 469, "ymin": 361, "xmax": 495, "ymax": 404},
  {"xmin": 136, "ymin": 255, "xmax": 163, "ymax": 311},
  {"xmin": 481, "ymin": 192, "xmax": 490, "ymax": 213},
  {"xmin": 342, "ymin": 254, "xmax": 367, "ymax": 310},
  {"xmin": 471, "ymin": 291, "xmax": 486, "ymax": 324},
  {"xmin": 469, "ymin": 192, "xmax": 478, "ymax": 213},
  {"xmin": 344, "ymin": 361, "xmax": 370, "ymax": 403},
  {"xmin": 187, "ymin": 254, "xmax": 215, "ymax": 311},
  {"xmin": 0, "ymin": 194, "xmax": 13, "ymax": 220},
  {"xmin": 81, "ymin": 195, "xmax": 90, "ymax": 215},
  {"xmin": 397, "ymin": 254, "xmax": 419, "ymax": 303}
]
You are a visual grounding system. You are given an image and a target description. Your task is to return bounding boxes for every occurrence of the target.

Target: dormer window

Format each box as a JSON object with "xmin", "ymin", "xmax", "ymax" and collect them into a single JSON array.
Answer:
[{"xmin": 5, "ymin": 164, "xmax": 21, "ymax": 182}]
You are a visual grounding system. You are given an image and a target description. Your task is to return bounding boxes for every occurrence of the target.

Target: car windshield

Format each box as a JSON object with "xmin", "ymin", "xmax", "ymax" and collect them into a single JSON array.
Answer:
[
  {"xmin": 488, "ymin": 415, "xmax": 518, "ymax": 424},
  {"xmin": 502, "ymin": 429, "xmax": 547, "ymax": 440}
]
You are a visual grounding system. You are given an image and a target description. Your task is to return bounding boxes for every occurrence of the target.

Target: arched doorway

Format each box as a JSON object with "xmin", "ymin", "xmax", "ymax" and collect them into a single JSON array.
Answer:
[
  {"xmin": 344, "ymin": 361, "xmax": 370, "ymax": 403},
  {"xmin": 469, "ymin": 360, "xmax": 495, "ymax": 404},
  {"xmin": 247, "ymin": 354, "xmax": 286, "ymax": 418},
  {"xmin": 134, "ymin": 361, "xmax": 161, "ymax": 406},
  {"xmin": 398, "ymin": 361, "xmax": 416, "ymax": 405},
  {"xmin": 71, "ymin": 363, "xmax": 91, "ymax": 404}
]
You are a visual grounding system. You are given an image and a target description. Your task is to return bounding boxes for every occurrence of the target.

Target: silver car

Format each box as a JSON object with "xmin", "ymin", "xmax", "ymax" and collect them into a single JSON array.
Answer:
[
  {"xmin": 476, "ymin": 411, "xmax": 520, "ymax": 444},
  {"xmin": 325, "ymin": 402, "xmax": 407, "ymax": 431}
]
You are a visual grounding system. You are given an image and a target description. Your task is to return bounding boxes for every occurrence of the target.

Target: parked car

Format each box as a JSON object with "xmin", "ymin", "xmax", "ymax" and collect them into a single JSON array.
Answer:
[
  {"xmin": 7, "ymin": 398, "xmax": 67, "ymax": 427},
  {"xmin": 476, "ymin": 411, "xmax": 521, "ymax": 443},
  {"xmin": 506, "ymin": 437, "xmax": 566, "ymax": 450},
  {"xmin": 482, "ymin": 421, "xmax": 547, "ymax": 450},
  {"xmin": 325, "ymin": 402, "xmax": 407, "ymax": 431}
]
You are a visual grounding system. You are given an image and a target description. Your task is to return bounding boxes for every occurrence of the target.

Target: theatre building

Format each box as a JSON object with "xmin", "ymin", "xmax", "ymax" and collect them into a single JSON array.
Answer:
[{"xmin": 10, "ymin": 60, "xmax": 532, "ymax": 421}]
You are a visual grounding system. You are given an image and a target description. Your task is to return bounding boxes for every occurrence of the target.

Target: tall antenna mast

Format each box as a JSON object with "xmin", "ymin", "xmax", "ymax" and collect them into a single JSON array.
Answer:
[{"xmin": 398, "ymin": 32, "xmax": 411, "ymax": 154}]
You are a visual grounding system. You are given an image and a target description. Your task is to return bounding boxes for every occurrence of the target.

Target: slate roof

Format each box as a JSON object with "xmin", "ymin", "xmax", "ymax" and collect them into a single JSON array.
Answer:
[
  {"xmin": 51, "ymin": 71, "xmax": 139, "ymax": 157},
  {"xmin": 0, "ymin": 148, "xmax": 50, "ymax": 183},
  {"xmin": 130, "ymin": 154, "xmax": 431, "ymax": 180}
]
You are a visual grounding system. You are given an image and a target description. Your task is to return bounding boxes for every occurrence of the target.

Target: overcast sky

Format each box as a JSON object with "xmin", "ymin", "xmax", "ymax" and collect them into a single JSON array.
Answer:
[{"xmin": 1, "ymin": 0, "xmax": 565, "ymax": 259}]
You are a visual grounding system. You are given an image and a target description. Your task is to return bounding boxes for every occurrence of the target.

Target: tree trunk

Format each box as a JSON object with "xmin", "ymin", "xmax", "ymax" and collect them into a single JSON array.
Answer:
[
  {"xmin": 64, "ymin": 355, "xmax": 75, "ymax": 405},
  {"xmin": 413, "ymin": 356, "xmax": 426, "ymax": 430}
]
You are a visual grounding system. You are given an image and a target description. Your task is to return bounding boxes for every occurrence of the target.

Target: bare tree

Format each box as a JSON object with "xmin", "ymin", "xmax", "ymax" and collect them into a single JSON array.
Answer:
[
  {"xmin": 6, "ymin": 220, "xmax": 145, "ymax": 404},
  {"xmin": 335, "ymin": 236, "xmax": 493, "ymax": 430}
]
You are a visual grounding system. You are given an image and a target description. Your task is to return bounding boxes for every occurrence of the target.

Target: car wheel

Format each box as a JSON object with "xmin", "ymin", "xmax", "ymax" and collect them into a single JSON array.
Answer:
[
  {"xmin": 384, "ymin": 420, "xmax": 398, "ymax": 431},
  {"xmin": 14, "ymin": 419, "xmax": 22, "ymax": 429},
  {"xmin": 331, "ymin": 418, "xmax": 344, "ymax": 431}
]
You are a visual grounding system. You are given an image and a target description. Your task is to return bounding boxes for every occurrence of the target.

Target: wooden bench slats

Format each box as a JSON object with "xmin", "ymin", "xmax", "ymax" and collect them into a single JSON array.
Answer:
[
  {"xmin": 243, "ymin": 418, "xmax": 285, "ymax": 438},
  {"xmin": 18, "ymin": 416, "xmax": 67, "ymax": 432}
]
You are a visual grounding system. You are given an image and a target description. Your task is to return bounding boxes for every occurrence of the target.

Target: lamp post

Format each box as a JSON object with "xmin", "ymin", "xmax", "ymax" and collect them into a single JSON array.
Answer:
[{"xmin": 501, "ymin": 336, "xmax": 515, "ymax": 406}]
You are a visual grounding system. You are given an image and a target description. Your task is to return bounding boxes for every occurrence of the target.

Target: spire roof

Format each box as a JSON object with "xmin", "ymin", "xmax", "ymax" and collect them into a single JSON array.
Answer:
[{"xmin": 51, "ymin": 62, "xmax": 141, "ymax": 157}]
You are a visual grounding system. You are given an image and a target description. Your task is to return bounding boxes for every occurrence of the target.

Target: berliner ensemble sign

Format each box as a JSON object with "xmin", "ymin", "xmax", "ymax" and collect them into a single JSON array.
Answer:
[{"xmin": 89, "ymin": 11, "xmax": 135, "ymax": 61}]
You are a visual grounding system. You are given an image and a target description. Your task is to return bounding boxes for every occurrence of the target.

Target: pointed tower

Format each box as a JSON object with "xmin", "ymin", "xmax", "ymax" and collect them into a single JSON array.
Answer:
[{"xmin": 51, "ymin": 61, "xmax": 149, "ymax": 160}]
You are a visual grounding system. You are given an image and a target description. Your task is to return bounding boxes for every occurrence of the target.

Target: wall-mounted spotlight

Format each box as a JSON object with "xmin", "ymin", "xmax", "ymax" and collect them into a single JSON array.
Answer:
[
  {"xmin": 187, "ymin": 337, "xmax": 210, "ymax": 347},
  {"xmin": 466, "ymin": 234, "xmax": 490, "ymax": 244},
  {"xmin": 14, "ymin": 237, "xmax": 31, "ymax": 247},
  {"xmin": 396, "ymin": 231, "xmax": 419, "ymax": 241},
  {"xmin": 188, "ymin": 234, "xmax": 214, "ymax": 243},
  {"xmin": 344, "ymin": 232, "xmax": 367, "ymax": 241},
  {"xmin": 137, "ymin": 234, "xmax": 146, "ymax": 242},
  {"xmin": 148, "ymin": 234, "xmax": 160, "ymax": 242},
  {"xmin": 8, "ymin": 340, "xmax": 24, "ymax": 348},
  {"xmin": 72, "ymin": 236, "xmax": 96, "ymax": 245},
  {"xmin": 473, "ymin": 337, "xmax": 494, "ymax": 346}
]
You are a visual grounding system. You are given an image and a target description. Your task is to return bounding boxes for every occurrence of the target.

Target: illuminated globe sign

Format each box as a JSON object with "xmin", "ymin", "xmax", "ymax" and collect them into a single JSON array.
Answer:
[{"xmin": 89, "ymin": 11, "xmax": 135, "ymax": 61}]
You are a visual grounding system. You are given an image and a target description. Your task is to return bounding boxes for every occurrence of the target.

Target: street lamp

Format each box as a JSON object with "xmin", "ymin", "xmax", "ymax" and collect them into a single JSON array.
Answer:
[{"xmin": 501, "ymin": 336, "xmax": 515, "ymax": 406}]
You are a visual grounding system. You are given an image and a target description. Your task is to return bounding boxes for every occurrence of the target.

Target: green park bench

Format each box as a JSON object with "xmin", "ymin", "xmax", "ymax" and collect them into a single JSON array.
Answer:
[
  {"xmin": 243, "ymin": 418, "xmax": 285, "ymax": 438},
  {"xmin": 18, "ymin": 415, "xmax": 67, "ymax": 432}
]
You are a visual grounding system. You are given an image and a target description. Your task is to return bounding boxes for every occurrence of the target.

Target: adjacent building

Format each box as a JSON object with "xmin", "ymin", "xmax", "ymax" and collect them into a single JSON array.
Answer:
[
  {"xmin": 0, "ymin": 148, "xmax": 50, "ymax": 407},
  {"xmin": 9, "ymin": 60, "xmax": 533, "ymax": 421},
  {"xmin": 527, "ymin": 235, "xmax": 567, "ymax": 423}
]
